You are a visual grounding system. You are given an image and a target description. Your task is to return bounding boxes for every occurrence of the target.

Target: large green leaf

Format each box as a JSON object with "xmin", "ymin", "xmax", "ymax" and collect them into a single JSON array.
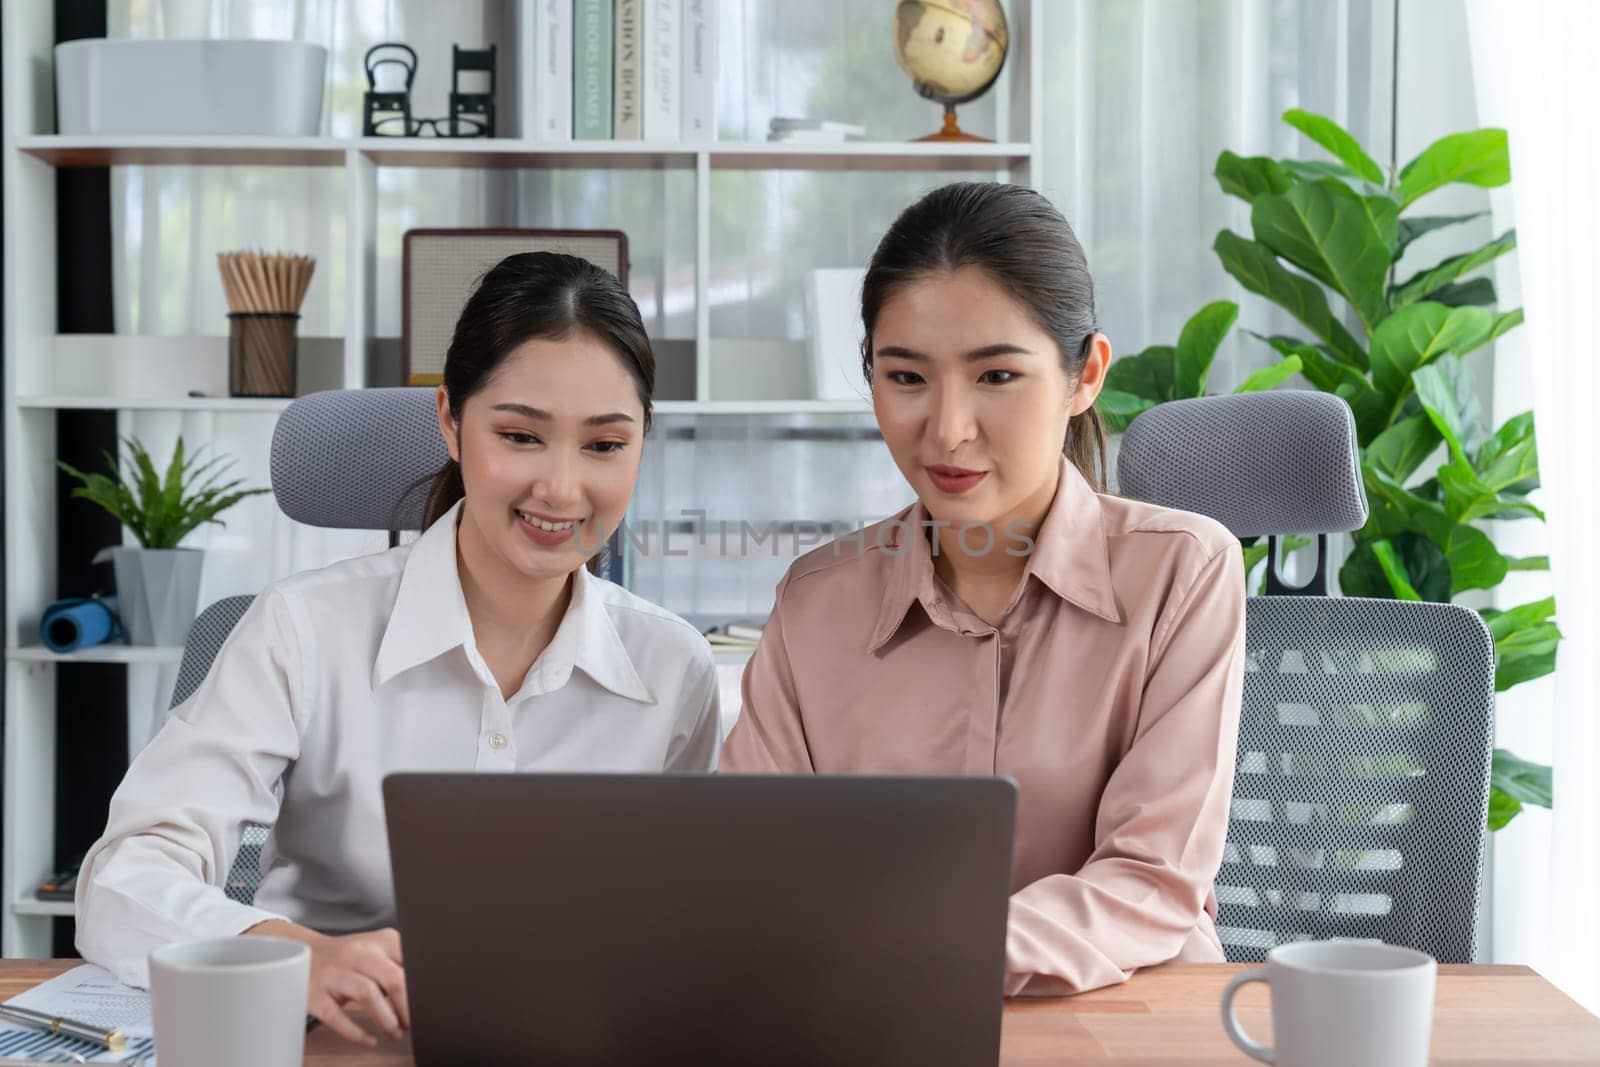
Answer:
[
  {"xmin": 1429, "ymin": 277, "xmax": 1498, "ymax": 307},
  {"xmin": 1104, "ymin": 345, "xmax": 1176, "ymax": 403},
  {"xmin": 1492, "ymin": 748, "xmax": 1552, "ymax": 809},
  {"xmin": 1367, "ymin": 415, "xmax": 1441, "ymax": 483},
  {"xmin": 1438, "ymin": 458, "xmax": 1544, "ymax": 524},
  {"xmin": 1398, "ymin": 128, "xmax": 1511, "ymax": 209},
  {"xmin": 1394, "ymin": 211, "xmax": 1488, "ymax": 258},
  {"xmin": 1096, "ymin": 388, "xmax": 1158, "ymax": 434},
  {"xmin": 1411, "ymin": 362, "xmax": 1473, "ymax": 461},
  {"xmin": 1359, "ymin": 463, "xmax": 1453, "ymax": 548},
  {"xmin": 1214, "ymin": 151, "xmax": 1293, "ymax": 202},
  {"xmin": 1233, "ymin": 356, "xmax": 1303, "ymax": 394},
  {"xmin": 1480, "ymin": 596, "xmax": 1557, "ymax": 642},
  {"xmin": 1392, "ymin": 230, "xmax": 1517, "ymax": 308},
  {"xmin": 1283, "ymin": 108, "xmax": 1386, "ymax": 185},
  {"xmin": 1251, "ymin": 180, "xmax": 1398, "ymax": 333},
  {"xmin": 1341, "ymin": 533, "xmax": 1450, "ymax": 602},
  {"xmin": 1475, "ymin": 411, "xmax": 1538, "ymax": 492},
  {"xmin": 1457, "ymin": 307, "xmax": 1524, "ymax": 356},
  {"xmin": 1371, "ymin": 539, "xmax": 1424, "ymax": 600},
  {"xmin": 1174, "ymin": 300, "xmax": 1239, "ymax": 398},
  {"xmin": 1214, "ymin": 230, "xmax": 1370, "ymax": 368},
  {"xmin": 1495, "ymin": 620, "xmax": 1561, "ymax": 690},
  {"xmin": 1446, "ymin": 525, "xmax": 1509, "ymax": 592},
  {"xmin": 1369, "ymin": 302, "xmax": 1492, "ymax": 403},
  {"xmin": 1488, "ymin": 786, "xmax": 1522, "ymax": 830}
]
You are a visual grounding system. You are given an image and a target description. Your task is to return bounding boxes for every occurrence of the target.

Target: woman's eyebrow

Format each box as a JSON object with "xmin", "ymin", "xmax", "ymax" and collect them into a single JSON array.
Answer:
[
  {"xmin": 876, "ymin": 343, "xmax": 1034, "ymax": 363},
  {"xmin": 492, "ymin": 402, "xmax": 636, "ymax": 426}
]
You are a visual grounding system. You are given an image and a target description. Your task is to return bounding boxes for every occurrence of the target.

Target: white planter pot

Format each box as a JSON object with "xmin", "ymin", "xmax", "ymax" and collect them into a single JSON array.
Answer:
[
  {"xmin": 55, "ymin": 38, "xmax": 327, "ymax": 136},
  {"xmin": 106, "ymin": 547, "xmax": 205, "ymax": 647}
]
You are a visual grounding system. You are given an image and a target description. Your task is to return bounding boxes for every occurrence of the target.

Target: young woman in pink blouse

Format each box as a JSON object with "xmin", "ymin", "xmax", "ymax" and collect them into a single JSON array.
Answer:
[{"xmin": 720, "ymin": 181, "xmax": 1247, "ymax": 996}]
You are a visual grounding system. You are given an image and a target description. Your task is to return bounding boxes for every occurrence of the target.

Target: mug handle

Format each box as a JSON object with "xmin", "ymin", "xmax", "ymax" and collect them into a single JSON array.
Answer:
[{"xmin": 1220, "ymin": 965, "xmax": 1275, "ymax": 1064}]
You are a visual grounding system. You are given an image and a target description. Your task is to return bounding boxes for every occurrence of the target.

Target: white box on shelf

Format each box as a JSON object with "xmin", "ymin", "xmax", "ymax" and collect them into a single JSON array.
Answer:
[
  {"xmin": 804, "ymin": 267, "xmax": 869, "ymax": 402},
  {"xmin": 55, "ymin": 39, "xmax": 327, "ymax": 136}
]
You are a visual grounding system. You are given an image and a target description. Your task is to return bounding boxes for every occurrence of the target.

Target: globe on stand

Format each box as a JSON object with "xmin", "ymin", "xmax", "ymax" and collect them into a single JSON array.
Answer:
[{"xmin": 893, "ymin": 0, "xmax": 1010, "ymax": 143}]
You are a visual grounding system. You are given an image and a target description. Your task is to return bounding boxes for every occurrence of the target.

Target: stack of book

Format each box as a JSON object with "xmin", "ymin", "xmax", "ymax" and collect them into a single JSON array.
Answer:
[
  {"xmin": 767, "ymin": 117, "xmax": 866, "ymax": 143},
  {"xmin": 704, "ymin": 619, "xmax": 765, "ymax": 652},
  {"xmin": 532, "ymin": 0, "xmax": 716, "ymax": 143}
]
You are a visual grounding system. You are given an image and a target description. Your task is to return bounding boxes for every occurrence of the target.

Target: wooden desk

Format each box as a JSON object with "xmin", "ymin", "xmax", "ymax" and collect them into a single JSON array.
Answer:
[{"xmin": 2, "ymin": 961, "xmax": 1597, "ymax": 1064}]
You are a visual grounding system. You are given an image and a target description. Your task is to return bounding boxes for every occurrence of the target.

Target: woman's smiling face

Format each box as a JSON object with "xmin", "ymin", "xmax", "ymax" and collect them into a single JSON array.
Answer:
[
  {"xmin": 439, "ymin": 331, "xmax": 645, "ymax": 584},
  {"xmin": 871, "ymin": 267, "xmax": 1098, "ymax": 537}
]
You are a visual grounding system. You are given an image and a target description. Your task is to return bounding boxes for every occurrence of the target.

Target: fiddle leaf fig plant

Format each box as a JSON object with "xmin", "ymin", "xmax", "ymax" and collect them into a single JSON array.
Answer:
[{"xmin": 1097, "ymin": 109, "xmax": 1556, "ymax": 830}]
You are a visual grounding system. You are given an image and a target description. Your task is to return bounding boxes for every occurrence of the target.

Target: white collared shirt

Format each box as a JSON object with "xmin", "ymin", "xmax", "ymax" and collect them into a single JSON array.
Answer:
[{"xmin": 75, "ymin": 502, "xmax": 719, "ymax": 987}]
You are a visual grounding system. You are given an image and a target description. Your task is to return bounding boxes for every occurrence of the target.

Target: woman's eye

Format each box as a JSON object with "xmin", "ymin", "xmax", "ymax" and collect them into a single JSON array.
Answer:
[
  {"xmin": 979, "ymin": 369, "xmax": 1019, "ymax": 385},
  {"xmin": 886, "ymin": 370, "xmax": 924, "ymax": 386},
  {"xmin": 587, "ymin": 440, "xmax": 628, "ymax": 455},
  {"xmin": 500, "ymin": 431, "xmax": 540, "ymax": 446}
]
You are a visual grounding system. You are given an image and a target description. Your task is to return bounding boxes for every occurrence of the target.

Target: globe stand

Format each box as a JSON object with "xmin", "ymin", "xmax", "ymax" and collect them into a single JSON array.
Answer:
[{"xmin": 914, "ymin": 104, "xmax": 989, "ymax": 143}]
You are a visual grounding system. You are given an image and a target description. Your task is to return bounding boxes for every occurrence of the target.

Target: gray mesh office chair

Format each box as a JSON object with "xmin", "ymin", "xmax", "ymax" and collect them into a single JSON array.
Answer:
[
  {"xmin": 169, "ymin": 388, "xmax": 447, "ymax": 904},
  {"xmin": 1117, "ymin": 391, "xmax": 1495, "ymax": 963}
]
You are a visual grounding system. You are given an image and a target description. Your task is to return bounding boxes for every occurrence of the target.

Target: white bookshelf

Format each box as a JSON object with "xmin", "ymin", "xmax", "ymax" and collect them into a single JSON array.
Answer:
[
  {"xmin": 2, "ymin": 0, "xmax": 1043, "ymax": 948},
  {"xmin": 6, "ymin": 645, "xmax": 186, "ymax": 665}
]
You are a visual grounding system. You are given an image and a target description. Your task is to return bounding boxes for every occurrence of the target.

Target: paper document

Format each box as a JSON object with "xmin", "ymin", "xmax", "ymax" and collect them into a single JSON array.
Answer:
[{"xmin": 0, "ymin": 965, "xmax": 154, "ymax": 1062}]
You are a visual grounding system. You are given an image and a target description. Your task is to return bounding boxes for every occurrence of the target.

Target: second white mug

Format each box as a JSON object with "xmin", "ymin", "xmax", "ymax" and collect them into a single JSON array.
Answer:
[{"xmin": 1220, "ymin": 940, "xmax": 1437, "ymax": 1067}]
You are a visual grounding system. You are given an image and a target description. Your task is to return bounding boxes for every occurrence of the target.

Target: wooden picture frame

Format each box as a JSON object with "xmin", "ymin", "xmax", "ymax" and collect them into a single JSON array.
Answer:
[{"xmin": 401, "ymin": 228, "xmax": 630, "ymax": 385}]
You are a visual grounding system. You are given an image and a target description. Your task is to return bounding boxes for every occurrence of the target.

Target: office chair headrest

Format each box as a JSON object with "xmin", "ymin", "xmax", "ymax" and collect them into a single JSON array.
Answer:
[
  {"xmin": 1116, "ymin": 391, "xmax": 1367, "ymax": 538},
  {"xmin": 270, "ymin": 388, "xmax": 449, "ymax": 531}
]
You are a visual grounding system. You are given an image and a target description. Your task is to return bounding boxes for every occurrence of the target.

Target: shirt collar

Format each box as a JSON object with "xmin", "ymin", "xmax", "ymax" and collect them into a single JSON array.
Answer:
[
  {"xmin": 373, "ymin": 501, "xmax": 654, "ymax": 704},
  {"xmin": 373, "ymin": 501, "xmax": 472, "ymax": 687},
  {"xmin": 867, "ymin": 458, "xmax": 1122, "ymax": 653}
]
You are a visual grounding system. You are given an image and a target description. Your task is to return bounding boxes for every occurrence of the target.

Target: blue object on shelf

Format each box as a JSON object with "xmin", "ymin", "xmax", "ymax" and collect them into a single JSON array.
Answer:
[{"xmin": 39, "ymin": 596, "xmax": 122, "ymax": 653}]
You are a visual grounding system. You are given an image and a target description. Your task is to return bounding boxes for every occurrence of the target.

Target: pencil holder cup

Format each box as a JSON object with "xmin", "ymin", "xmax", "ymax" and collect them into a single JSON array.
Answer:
[{"xmin": 227, "ymin": 312, "xmax": 298, "ymax": 397}]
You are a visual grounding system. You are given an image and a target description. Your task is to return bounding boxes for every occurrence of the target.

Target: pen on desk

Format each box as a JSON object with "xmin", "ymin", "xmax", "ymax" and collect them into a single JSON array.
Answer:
[{"xmin": 0, "ymin": 1003, "xmax": 125, "ymax": 1050}]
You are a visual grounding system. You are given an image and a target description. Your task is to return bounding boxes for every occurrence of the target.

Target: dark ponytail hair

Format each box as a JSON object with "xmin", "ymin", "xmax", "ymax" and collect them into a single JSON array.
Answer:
[
  {"xmin": 860, "ymin": 181, "xmax": 1108, "ymax": 491},
  {"xmin": 420, "ymin": 251, "xmax": 654, "ymax": 528}
]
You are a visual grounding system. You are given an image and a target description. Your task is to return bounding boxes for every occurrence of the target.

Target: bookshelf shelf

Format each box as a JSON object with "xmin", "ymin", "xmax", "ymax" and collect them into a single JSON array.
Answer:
[
  {"xmin": 19, "ymin": 135, "xmax": 1031, "ymax": 174},
  {"xmin": 15, "ymin": 395, "xmax": 296, "ymax": 413},
  {"xmin": 7, "ymin": 644, "xmax": 187, "ymax": 665},
  {"xmin": 9, "ymin": 897, "xmax": 74, "ymax": 918}
]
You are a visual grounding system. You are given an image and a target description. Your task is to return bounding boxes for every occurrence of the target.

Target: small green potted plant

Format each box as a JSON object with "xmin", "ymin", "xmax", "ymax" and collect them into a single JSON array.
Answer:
[{"xmin": 58, "ymin": 436, "xmax": 269, "ymax": 646}]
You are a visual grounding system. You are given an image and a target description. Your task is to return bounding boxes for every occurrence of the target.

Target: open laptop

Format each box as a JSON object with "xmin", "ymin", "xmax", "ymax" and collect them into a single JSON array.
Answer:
[{"xmin": 383, "ymin": 773, "xmax": 1016, "ymax": 1066}]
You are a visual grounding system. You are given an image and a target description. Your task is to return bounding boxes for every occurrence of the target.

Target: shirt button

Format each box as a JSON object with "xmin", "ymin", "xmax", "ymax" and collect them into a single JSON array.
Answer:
[{"xmin": 487, "ymin": 732, "xmax": 508, "ymax": 750}]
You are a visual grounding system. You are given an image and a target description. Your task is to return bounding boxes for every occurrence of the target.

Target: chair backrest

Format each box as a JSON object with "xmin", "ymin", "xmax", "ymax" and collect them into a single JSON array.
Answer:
[
  {"xmin": 270, "ymin": 386, "xmax": 448, "ymax": 531},
  {"xmin": 1118, "ymin": 391, "xmax": 1495, "ymax": 963}
]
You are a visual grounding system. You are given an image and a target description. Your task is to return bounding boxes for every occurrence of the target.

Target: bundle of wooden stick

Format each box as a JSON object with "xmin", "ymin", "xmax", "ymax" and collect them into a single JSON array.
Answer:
[{"xmin": 216, "ymin": 250, "xmax": 315, "ymax": 314}]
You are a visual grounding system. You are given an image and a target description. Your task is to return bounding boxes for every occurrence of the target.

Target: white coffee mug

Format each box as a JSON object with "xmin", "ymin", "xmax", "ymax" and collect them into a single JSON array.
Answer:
[
  {"xmin": 149, "ymin": 935, "xmax": 311, "ymax": 1067},
  {"xmin": 1220, "ymin": 941, "xmax": 1436, "ymax": 1067}
]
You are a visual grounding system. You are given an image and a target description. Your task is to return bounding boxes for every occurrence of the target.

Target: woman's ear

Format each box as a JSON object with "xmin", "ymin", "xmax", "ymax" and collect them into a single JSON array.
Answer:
[
  {"xmin": 435, "ymin": 385, "xmax": 460, "ymax": 463},
  {"xmin": 1067, "ymin": 334, "xmax": 1112, "ymax": 416}
]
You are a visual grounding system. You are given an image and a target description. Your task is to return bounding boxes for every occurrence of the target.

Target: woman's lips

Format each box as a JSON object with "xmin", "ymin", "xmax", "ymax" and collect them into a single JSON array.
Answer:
[
  {"xmin": 516, "ymin": 510, "xmax": 578, "ymax": 547},
  {"xmin": 924, "ymin": 465, "xmax": 988, "ymax": 495}
]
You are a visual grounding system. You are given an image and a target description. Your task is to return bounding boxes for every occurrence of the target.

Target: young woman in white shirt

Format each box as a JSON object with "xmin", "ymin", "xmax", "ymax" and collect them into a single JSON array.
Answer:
[{"xmin": 75, "ymin": 252, "xmax": 720, "ymax": 1046}]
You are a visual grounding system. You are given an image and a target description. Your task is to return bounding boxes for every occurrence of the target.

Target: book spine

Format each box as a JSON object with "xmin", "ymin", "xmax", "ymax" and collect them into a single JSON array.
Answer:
[
  {"xmin": 641, "ymin": 0, "xmax": 680, "ymax": 142},
  {"xmin": 613, "ymin": 0, "xmax": 642, "ymax": 139},
  {"xmin": 536, "ymin": 0, "xmax": 574, "ymax": 141},
  {"xmin": 574, "ymin": 0, "xmax": 614, "ymax": 139},
  {"xmin": 679, "ymin": 0, "xmax": 714, "ymax": 142}
]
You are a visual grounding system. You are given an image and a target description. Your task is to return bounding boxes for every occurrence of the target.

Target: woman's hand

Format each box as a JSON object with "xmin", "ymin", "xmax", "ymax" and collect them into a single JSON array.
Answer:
[{"xmin": 243, "ymin": 919, "xmax": 409, "ymax": 1047}]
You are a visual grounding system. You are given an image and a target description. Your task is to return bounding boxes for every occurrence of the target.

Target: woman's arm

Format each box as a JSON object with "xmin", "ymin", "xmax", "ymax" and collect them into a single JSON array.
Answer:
[
  {"xmin": 718, "ymin": 575, "xmax": 815, "ymax": 773},
  {"xmin": 1005, "ymin": 541, "xmax": 1246, "ymax": 995},
  {"xmin": 74, "ymin": 589, "xmax": 303, "ymax": 988}
]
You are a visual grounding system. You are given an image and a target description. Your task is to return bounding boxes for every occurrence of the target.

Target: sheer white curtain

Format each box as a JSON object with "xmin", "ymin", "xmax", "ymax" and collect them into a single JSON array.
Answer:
[
  {"xmin": 1467, "ymin": 0, "xmax": 1600, "ymax": 1013},
  {"xmin": 1040, "ymin": 0, "xmax": 1392, "ymax": 394}
]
